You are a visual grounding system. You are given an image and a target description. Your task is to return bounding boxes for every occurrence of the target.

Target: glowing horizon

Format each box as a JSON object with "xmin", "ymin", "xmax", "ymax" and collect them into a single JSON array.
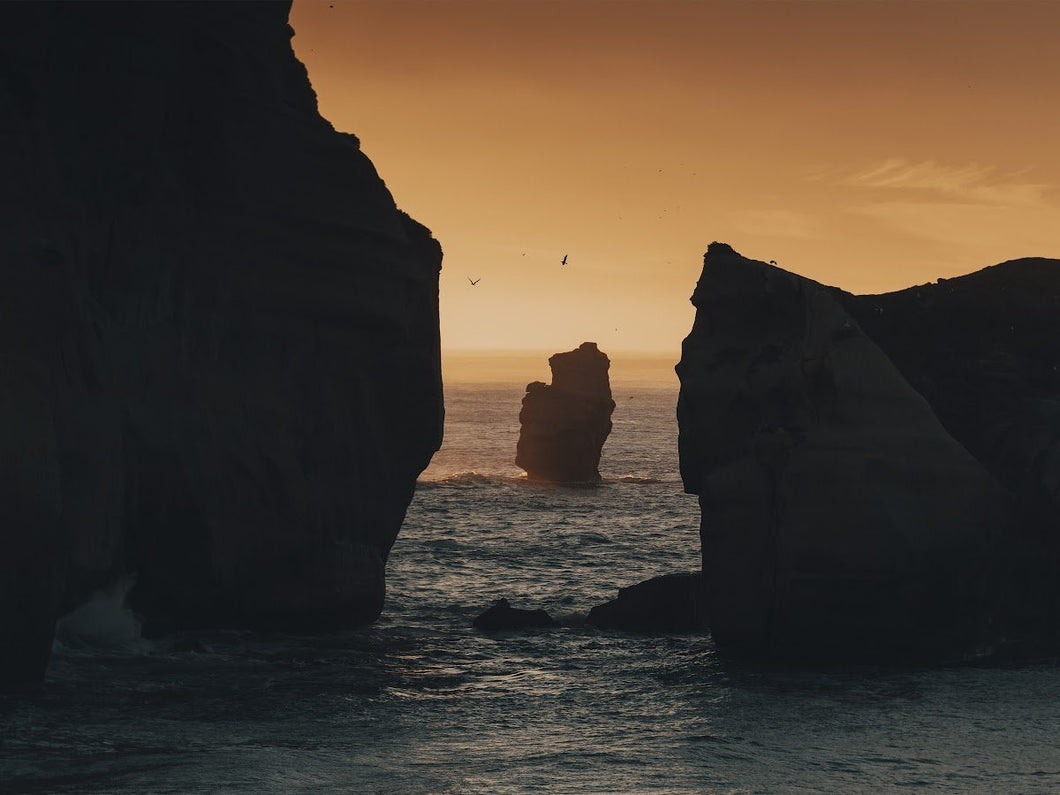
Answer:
[{"xmin": 290, "ymin": 0, "xmax": 1060, "ymax": 356}]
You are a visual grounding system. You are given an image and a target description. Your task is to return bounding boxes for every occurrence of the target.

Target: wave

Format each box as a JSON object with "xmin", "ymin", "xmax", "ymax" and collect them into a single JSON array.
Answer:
[
  {"xmin": 578, "ymin": 531, "xmax": 613, "ymax": 544},
  {"xmin": 417, "ymin": 471, "xmax": 526, "ymax": 489},
  {"xmin": 418, "ymin": 471, "xmax": 667, "ymax": 489},
  {"xmin": 607, "ymin": 474, "xmax": 664, "ymax": 484},
  {"xmin": 425, "ymin": 538, "xmax": 462, "ymax": 551},
  {"xmin": 53, "ymin": 575, "xmax": 153, "ymax": 654}
]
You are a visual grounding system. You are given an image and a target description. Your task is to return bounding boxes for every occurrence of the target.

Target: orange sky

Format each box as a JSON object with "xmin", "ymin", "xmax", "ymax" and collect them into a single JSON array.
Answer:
[{"xmin": 290, "ymin": 0, "xmax": 1060, "ymax": 354}]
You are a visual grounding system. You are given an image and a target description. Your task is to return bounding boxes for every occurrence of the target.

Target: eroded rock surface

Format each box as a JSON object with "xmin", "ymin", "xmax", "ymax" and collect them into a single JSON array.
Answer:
[
  {"xmin": 516, "ymin": 342, "xmax": 615, "ymax": 483},
  {"xmin": 676, "ymin": 243, "xmax": 1060, "ymax": 664},
  {"xmin": 0, "ymin": 1, "xmax": 442, "ymax": 689}
]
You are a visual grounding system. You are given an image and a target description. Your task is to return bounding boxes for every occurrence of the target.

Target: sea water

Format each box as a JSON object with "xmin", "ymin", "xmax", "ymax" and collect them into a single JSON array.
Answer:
[{"xmin": 2, "ymin": 359, "xmax": 1059, "ymax": 792}]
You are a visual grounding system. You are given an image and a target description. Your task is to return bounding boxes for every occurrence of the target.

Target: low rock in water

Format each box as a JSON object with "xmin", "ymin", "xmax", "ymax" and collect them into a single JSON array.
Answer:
[
  {"xmin": 588, "ymin": 573, "xmax": 707, "ymax": 634},
  {"xmin": 473, "ymin": 599, "xmax": 557, "ymax": 631}
]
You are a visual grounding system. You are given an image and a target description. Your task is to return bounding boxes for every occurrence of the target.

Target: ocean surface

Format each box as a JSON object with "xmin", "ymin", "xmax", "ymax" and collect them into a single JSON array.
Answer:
[{"xmin": 3, "ymin": 358, "xmax": 1060, "ymax": 792}]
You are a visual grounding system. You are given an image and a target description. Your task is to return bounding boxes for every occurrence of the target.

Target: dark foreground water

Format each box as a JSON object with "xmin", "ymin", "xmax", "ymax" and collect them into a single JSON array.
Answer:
[{"xmin": 3, "ymin": 370, "xmax": 1060, "ymax": 792}]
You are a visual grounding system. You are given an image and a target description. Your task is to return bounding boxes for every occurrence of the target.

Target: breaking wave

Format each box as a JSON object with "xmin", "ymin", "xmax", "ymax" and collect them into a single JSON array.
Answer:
[
  {"xmin": 53, "ymin": 575, "xmax": 152, "ymax": 654},
  {"xmin": 608, "ymin": 474, "xmax": 663, "ymax": 484},
  {"xmin": 416, "ymin": 471, "xmax": 526, "ymax": 489},
  {"xmin": 417, "ymin": 471, "xmax": 666, "ymax": 489}
]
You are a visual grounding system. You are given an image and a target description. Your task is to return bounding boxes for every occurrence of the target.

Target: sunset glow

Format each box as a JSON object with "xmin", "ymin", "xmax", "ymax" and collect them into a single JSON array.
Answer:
[{"xmin": 291, "ymin": 0, "xmax": 1060, "ymax": 354}]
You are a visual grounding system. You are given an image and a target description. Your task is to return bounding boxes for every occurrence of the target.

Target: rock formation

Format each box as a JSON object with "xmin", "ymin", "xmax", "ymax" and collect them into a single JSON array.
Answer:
[
  {"xmin": 0, "ymin": 1, "xmax": 442, "ymax": 690},
  {"xmin": 472, "ymin": 599, "xmax": 557, "ymax": 632},
  {"xmin": 677, "ymin": 243, "xmax": 1059, "ymax": 665},
  {"xmin": 836, "ymin": 260, "xmax": 1060, "ymax": 540},
  {"xmin": 588, "ymin": 573, "xmax": 707, "ymax": 634},
  {"xmin": 516, "ymin": 342, "xmax": 615, "ymax": 483}
]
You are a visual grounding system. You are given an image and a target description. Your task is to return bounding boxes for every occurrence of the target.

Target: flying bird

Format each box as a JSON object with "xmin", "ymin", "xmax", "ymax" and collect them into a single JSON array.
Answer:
[
  {"xmin": 468, "ymin": 278, "xmax": 480, "ymax": 286},
  {"xmin": 561, "ymin": 254, "xmax": 568, "ymax": 266}
]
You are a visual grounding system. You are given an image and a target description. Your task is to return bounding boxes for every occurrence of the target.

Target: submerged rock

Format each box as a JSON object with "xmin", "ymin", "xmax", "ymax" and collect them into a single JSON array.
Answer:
[
  {"xmin": 675, "ymin": 242, "xmax": 1060, "ymax": 665},
  {"xmin": 587, "ymin": 573, "xmax": 707, "ymax": 634},
  {"xmin": 515, "ymin": 342, "xmax": 615, "ymax": 483},
  {"xmin": 473, "ymin": 599, "xmax": 557, "ymax": 631},
  {"xmin": 0, "ymin": 2, "xmax": 442, "ymax": 690}
]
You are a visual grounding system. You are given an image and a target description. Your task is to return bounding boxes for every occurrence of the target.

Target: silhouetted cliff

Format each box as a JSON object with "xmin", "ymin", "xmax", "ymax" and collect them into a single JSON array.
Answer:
[
  {"xmin": 837, "ymin": 261, "xmax": 1060, "ymax": 539},
  {"xmin": 677, "ymin": 243, "xmax": 1058, "ymax": 664},
  {"xmin": 0, "ymin": 1, "xmax": 442, "ymax": 690},
  {"xmin": 516, "ymin": 342, "xmax": 614, "ymax": 483}
]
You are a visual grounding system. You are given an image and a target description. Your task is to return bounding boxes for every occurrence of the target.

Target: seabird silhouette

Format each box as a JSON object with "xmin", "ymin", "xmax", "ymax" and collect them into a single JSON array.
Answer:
[
  {"xmin": 468, "ymin": 278, "xmax": 480, "ymax": 286},
  {"xmin": 561, "ymin": 255, "xmax": 568, "ymax": 266}
]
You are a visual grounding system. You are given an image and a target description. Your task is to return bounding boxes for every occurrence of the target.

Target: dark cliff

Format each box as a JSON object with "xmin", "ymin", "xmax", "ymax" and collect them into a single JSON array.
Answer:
[
  {"xmin": 0, "ymin": 1, "xmax": 443, "ymax": 689},
  {"xmin": 516, "ymin": 342, "xmax": 615, "ymax": 483},
  {"xmin": 677, "ymin": 243, "xmax": 1058, "ymax": 664},
  {"xmin": 837, "ymin": 261, "xmax": 1060, "ymax": 538}
]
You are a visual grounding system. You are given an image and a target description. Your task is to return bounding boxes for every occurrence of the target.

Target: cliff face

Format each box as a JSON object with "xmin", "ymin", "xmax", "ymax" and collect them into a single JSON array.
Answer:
[
  {"xmin": 0, "ymin": 1, "xmax": 443, "ymax": 689},
  {"xmin": 837, "ymin": 261, "xmax": 1060, "ymax": 536},
  {"xmin": 677, "ymin": 243, "xmax": 1059, "ymax": 664},
  {"xmin": 516, "ymin": 342, "xmax": 615, "ymax": 483}
]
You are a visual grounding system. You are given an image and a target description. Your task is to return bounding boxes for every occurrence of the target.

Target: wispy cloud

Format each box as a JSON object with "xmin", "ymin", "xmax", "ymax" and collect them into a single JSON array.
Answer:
[{"xmin": 838, "ymin": 158, "xmax": 1052, "ymax": 208}]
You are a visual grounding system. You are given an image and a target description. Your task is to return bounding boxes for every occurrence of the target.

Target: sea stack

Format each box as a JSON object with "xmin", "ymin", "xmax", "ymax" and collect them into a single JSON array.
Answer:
[
  {"xmin": 516, "ymin": 342, "xmax": 615, "ymax": 483},
  {"xmin": 0, "ymin": 1, "xmax": 442, "ymax": 690},
  {"xmin": 677, "ymin": 242, "xmax": 1060, "ymax": 665}
]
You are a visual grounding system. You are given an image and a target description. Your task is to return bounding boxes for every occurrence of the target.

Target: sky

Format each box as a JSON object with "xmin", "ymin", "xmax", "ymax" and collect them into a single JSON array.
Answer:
[{"xmin": 290, "ymin": 0, "xmax": 1060, "ymax": 355}]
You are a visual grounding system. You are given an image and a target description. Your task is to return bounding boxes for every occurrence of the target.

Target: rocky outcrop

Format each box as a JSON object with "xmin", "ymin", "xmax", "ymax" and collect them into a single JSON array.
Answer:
[
  {"xmin": 516, "ymin": 342, "xmax": 615, "ymax": 483},
  {"xmin": 473, "ymin": 599, "xmax": 556, "ymax": 631},
  {"xmin": 836, "ymin": 260, "xmax": 1060, "ymax": 537},
  {"xmin": 677, "ymin": 243, "xmax": 1060, "ymax": 665},
  {"xmin": 588, "ymin": 573, "xmax": 707, "ymax": 634},
  {"xmin": 0, "ymin": 2, "xmax": 442, "ymax": 690}
]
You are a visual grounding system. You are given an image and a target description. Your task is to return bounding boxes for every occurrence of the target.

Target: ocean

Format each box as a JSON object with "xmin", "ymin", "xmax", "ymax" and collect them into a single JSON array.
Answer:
[{"xmin": 2, "ymin": 357, "xmax": 1059, "ymax": 792}]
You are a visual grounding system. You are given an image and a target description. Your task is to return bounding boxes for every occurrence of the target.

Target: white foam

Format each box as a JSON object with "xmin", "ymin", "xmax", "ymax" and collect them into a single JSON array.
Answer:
[{"xmin": 54, "ymin": 575, "xmax": 153, "ymax": 653}]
